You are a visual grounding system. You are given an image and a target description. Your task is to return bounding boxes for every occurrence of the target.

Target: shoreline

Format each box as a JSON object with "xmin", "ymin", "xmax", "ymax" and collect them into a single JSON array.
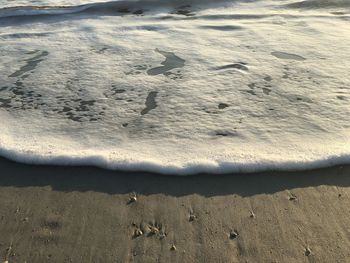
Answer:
[{"xmin": 1, "ymin": 157, "xmax": 350, "ymax": 262}]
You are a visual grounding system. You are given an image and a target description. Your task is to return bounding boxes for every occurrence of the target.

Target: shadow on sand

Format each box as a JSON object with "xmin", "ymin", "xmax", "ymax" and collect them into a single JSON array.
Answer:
[{"xmin": 0, "ymin": 157, "xmax": 349, "ymax": 197}]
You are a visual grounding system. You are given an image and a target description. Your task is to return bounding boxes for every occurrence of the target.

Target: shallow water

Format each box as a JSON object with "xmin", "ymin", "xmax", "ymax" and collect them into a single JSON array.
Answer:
[{"xmin": 0, "ymin": 0, "xmax": 349, "ymax": 174}]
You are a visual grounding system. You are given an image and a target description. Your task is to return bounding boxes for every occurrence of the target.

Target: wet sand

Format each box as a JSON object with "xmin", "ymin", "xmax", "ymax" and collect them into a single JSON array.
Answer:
[{"xmin": 0, "ymin": 158, "xmax": 349, "ymax": 262}]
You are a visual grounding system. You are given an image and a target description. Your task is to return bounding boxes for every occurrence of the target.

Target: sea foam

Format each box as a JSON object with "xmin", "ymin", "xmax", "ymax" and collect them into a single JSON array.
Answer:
[{"xmin": 0, "ymin": 0, "xmax": 349, "ymax": 174}]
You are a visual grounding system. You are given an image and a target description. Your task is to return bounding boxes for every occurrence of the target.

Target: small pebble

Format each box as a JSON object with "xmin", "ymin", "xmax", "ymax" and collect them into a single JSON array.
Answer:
[
  {"xmin": 170, "ymin": 245, "xmax": 176, "ymax": 251},
  {"xmin": 229, "ymin": 230, "xmax": 239, "ymax": 239}
]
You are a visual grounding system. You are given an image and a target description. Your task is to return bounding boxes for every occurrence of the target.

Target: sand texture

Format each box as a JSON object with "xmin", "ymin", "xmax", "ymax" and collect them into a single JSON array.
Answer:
[{"xmin": 0, "ymin": 158, "xmax": 349, "ymax": 262}]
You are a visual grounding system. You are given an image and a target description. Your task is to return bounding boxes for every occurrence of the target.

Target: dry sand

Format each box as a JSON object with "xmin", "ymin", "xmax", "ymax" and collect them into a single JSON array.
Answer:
[{"xmin": 0, "ymin": 158, "xmax": 349, "ymax": 262}]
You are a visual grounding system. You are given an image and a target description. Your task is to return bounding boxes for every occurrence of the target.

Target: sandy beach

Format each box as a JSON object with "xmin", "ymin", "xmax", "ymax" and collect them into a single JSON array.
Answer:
[
  {"xmin": 1, "ymin": 0, "xmax": 350, "ymax": 262},
  {"xmin": 0, "ymin": 158, "xmax": 349, "ymax": 262}
]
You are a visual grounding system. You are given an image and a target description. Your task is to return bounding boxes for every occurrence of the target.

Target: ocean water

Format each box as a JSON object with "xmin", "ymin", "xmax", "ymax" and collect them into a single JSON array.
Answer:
[{"xmin": 0, "ymin": 0, "xmax": 349, "ymax": 174}]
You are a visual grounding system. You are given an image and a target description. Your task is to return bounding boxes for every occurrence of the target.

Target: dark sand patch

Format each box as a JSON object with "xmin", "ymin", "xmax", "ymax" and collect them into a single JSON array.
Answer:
[
  {"xmin": 117, "ymin": 8, "xmax": 131, "ymax": 13},
  {"xmin": 0, "ymin": 32, "xmax": 51, "ymax": 39},
  {"xmin": 133, "ymin": 9, "xmax": 144, "ymax": 15},
  {"xmin": 95, "ymin": 47, "xmax": 108, "ymax": 54},
  {"xmin": 331, "ymin": 11, "xmax": 347, "ymax": 15},
  {"xmin": 248, "ymin": 83, "xmax": 256, "ymax": 89},
  {"xmin": 241, "ymin": 89, "xmax": 257, "ymax": 96},
  {"xmin": 271, "ymin": 51, "xmax": 306, "ymax": 61},
  {"xmin": 285, "ymin": 0, "xmax": 350, "ymax": 9},
  {"xmin": 9, "ymin": 50, "xmax": 48, "ymax": 78},
  {"xmin": 56, "ymin": 98, "xmax": 103, "ymax": 122},
  {"xmin": 141, "ymin": 91, "xmax": 158, "ymax": 115},
  {"xmin": 147, "ymin": 49, "xmax": 185, "ymax": 76},
  {"xmin": 172, "ymin": 5, "xmax": 195, "ymax": 16},
  {"xmin": 218, "ymin": 103, "xmax": 229, "ymax": 109},
  {"xmin": 262, "ymin": 87, "xmax": 272, "ymax": 95},
  {"xmin": 337, "ymin": 95, "xmax": 347, "ymax": 101},
  {"xmin": 0, "ymin": 86, "xmax": 8, "ymax": 92},
  {"xmin": 264, "ymin": 76, "xmax": 272, "ymax": 82},
  {"xmin": 0, "ymin": 98, "xmax": 12, "ymax": 108},
  {"xmin": 200, "ymin": 25, "xmax": 242, "ymax": 31},
  {"xmin": 215, "ymin": 130, "xmax": 238, "ymax": 137},
  {"xmin": 216, "ymin": 63, "xmax": 248, "ymax": 71}
]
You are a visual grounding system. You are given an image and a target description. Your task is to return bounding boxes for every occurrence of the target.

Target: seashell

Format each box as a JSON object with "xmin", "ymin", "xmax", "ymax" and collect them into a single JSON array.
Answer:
[
  {"xmin": 149, "ymin": 226, "xmax": 159, "ymax": 235},
  {"xmin": 128, "ymin": 194, "xmax": 137, "ymax": 204},
  {"xmin": 134, "ymin": 229, "xmax": 143, "ymax": 238}
]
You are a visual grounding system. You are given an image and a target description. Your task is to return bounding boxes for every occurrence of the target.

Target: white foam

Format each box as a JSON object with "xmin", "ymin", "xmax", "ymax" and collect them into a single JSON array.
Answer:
[
  {"xmin": 0, "ymin": 0, "xmax": 349, "ymax": 175},
  {"xmin": 0, "ymin": 126, "xmax": 349, "ymax": 175}
]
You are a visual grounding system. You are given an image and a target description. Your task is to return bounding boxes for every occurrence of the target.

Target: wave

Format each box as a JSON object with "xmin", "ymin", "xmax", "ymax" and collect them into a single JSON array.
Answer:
[
  {"xmin": 285, "ymin": 0, "xmax": 350, "ymax": 9},
  {"xmin": 1, "ymin": 0, "xmax": 349, "ymax": 176},
  {"xmin": 1, "ymin": 0, "xmax": 348, "ymax": 21},
  {"xmin": 0, "ymin": 0, "xmax": 234, "ymax": 19},
  {"xmin": 0, "ymin": 143, "xmax": 349, "ymax": 175}
]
